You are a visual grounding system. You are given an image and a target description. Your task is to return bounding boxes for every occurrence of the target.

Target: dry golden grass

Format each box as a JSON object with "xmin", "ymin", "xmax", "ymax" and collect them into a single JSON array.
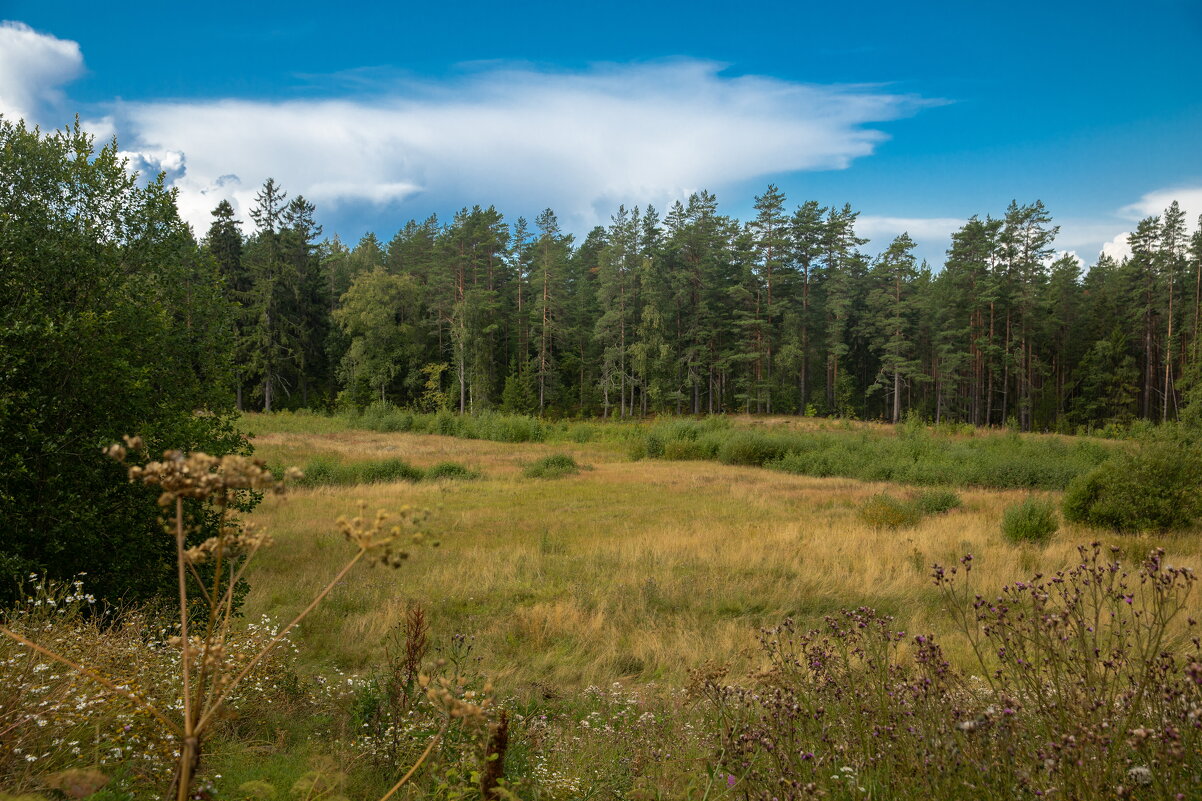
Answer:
[{"xmin": 242, "ymin": 423, "xmax": 1202, "ymax": 692}]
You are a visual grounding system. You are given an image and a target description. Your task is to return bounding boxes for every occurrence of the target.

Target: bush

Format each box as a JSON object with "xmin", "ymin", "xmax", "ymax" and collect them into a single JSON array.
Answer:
[
  {"xmin": 717, "ymin": 432, "xmax": 790, "ymax": 466},
  {"xmin": 359, "ymin": 458, "xmax": 425, "ymax": 484},
  {"xmin": 858, "ymin": 494, "xmax": 921, "ymax": 529},
  {"xmin": 524, "ymin": 454, "xmax": 582, "ymax": 479},
  {"xmin": 1002, "ymin": 497, "xmax": 1059, "ymax": 544},
  {"xmin": 1063, "ymin": 428, "xmax": 1202, "ymax": 532},
  {"xmin": 912, "ymin": 488, "xmax": 962, "ymax": 515}
]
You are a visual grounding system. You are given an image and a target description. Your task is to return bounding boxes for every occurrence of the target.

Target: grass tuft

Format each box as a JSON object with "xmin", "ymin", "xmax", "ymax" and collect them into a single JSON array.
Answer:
[{"xmin": 1002, "ymin": 497, "xmax": 1059, "ymax": 544}]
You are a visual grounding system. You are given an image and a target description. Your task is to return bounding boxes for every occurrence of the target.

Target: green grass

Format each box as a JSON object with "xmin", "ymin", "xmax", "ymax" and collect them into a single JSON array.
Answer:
[
  {"xmin": 286, "ymin": 455, "xmax": 479, "ymax": 486},
  {"xmin": 241, "ymin": 409, "xmax": 1114, "ymax": 493}
]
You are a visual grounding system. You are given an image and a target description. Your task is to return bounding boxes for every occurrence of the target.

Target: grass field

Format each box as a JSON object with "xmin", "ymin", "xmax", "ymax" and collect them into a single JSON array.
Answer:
[
  {"xmin": 240, "ymin": 413, "xmax": 1202, "ymax": 690},
  {"xmin": 6, "ymin": 413, "xmax": 1201, "ymax": 800}
]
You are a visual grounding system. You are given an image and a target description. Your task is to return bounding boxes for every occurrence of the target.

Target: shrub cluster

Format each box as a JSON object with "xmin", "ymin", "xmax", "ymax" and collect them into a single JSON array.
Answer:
[
  {"xmin": 349, "ymin": 404, "xmax": 549, "ymax": 443},
  {"xmin": 634, "ymin": 419, "xmax": 1108, "ymax": 491},
  {"xmin": 1063, "ymin": 426, "xmax": 1202, "ymax": 532},
  {"xmin": 0, "ymin": 120, "xmax": 246, "ymax": 607}
]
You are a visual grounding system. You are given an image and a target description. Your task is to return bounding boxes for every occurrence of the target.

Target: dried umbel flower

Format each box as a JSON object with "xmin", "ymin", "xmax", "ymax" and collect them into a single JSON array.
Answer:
[
  {"xmin": 123, "ymin": 450, "xmax": 287, "ymax": 507},
  {"xmin": 183, "ymin": 523, "xmax": 274, "ymax": 564},
  {"xmin": 419, "ymin": 674, "xmax": 493, "ymax": 727},
  {"xmin": 337, "ymin": 503, "xmax": 434, "ymax": 567}
]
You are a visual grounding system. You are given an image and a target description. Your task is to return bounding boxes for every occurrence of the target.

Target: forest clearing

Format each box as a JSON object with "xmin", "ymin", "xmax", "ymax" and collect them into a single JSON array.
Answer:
[{"xmin": 4, "ymin": 6, "xmax": 1202, "ymax": 797}]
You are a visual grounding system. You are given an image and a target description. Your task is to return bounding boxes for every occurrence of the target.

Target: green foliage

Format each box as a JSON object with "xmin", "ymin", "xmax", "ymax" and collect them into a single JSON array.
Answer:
[
  {"xmin": 912, "ymin": 488, "xmax": 962, "ymax": 515},
  {"xmin": 0, "ymin": 119, "xmax": 245, "ymax": 606},
  {"xmin": 523, "ymin": 454, "xmax": 582, "ymax": 479},
  {"xmin": 716, "ymin": 431, "xmax": 790, "ymax": 466},
  {"xmin": 500, "ymin": 362, "xmax": 538, "ymax": 415},
  {"xmin": 1063, "ymin": 427, "xmax": 1202, "ymax": 532},
  {"xmin": 346, "ymin": 405, "xmax": 548, "ymax": 443},
  {"xmin": 1002, "ymin": 497, "xmax": 1059, "ymax": 544},
  {"xmin": 333, "ymin": 268, "xmax": 424, "ymax": 405},
  {"xmin": 642, "ymin": 424, "xmax": 1109, "ymax": 491}
]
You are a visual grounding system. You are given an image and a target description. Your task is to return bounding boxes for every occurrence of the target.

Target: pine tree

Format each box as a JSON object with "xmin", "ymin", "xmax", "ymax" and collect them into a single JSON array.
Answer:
[
  {"xmin": 595, "ymin": 206, "xmax": 639, "ymax": 416},
  {"xmin": 531, "ymin": 209, "xmax": 571, "ymax": 412},
  {"xmin": 204, "ymin": 200, "xmax": 249, "ymax": 408},
  {"xmin": 282, "ymin": 195, "xmax": 329, "ymax": 406},
  {"xmin": 243, "ymin": 178, "xmax": 302, "ymax": 411},
  {"xmin": 821, "ymin": 204, "xmax": 868, "ymax": 414},
  {"xmin": 748, "ymin": 185, "xmax": 790, "ymax": 412},
  {"xmin": 864, "ymin": 233, "xmax": 922, "ymax": 421}
]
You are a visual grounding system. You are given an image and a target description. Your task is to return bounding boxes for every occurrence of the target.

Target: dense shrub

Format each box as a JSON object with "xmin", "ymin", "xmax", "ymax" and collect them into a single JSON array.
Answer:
[
  {"xmin": 359, "ymin": 458, "xmax": 426, "ymax": 484},
  {"xmin": 1063, "ymin": 428, "xmax": 1202, "ymax": 532},
  {"xmin": 1002, "ymin": 497, "xmax": 1059, "ymax": 543},
  {"xmin": 294, "ymin": 456, "xmax": 421, "ymax": 485},
  {"xmin": 662, "ymin": 439, "xmax": 710, "ymax": 460},
  {"xmin": 716, "ymin": 432, "xmax": 790, "ymax": 466},
  {"xmin": 524, "ymin": 454, "xmax": 582, "ymax": 479},
  {"xmin": 912, "ymin": 488, "xmax": 962, "ymax": 515}
]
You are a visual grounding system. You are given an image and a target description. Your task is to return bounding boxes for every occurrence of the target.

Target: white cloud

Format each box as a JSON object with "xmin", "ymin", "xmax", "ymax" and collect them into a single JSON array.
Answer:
[
  {"xmin": 856, "ymin": 215, "xmax": 964, "ymax": 244},
  {"xmin": 0, "ymin": 21, "xmax": 83, "ymax": 125},
  {"xmin": 1120, "ymin": 187, "xmax": 1202, "ymax": 223},
  {"xmin": 1100, "ymin": 233, "xmax": 1132, "ymax": 263},
  {"xmin": 103, "ymin": 60, "xmax": 934, "ymax": 234}
]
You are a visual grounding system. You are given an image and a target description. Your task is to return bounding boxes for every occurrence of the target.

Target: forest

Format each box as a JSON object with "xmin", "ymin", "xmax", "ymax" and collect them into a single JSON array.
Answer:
[{"xmin": 211, "ymin": 177, "xmax": 1202, "ymax": 430}]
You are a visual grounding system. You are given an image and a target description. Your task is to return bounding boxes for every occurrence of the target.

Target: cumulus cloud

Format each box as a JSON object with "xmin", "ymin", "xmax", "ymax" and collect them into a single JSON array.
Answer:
[
  {"xmin": 0, "ymin": 21, "xmax": 83, "ymax": 125},
  {"xmin": 106, "ymin": 60, "xmax": 935, "ymax": 233},
  {"xmin": 1100, "ymin": 233, "xmax": 1132, "ymax": 263},
  {"xmin": 1120, "ymin": 187, "xmax": 1202, "ymax": 222}
]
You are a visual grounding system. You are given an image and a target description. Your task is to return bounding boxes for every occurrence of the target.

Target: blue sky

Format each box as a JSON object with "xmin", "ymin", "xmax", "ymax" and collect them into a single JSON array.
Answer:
[{"xmin": 2, "ymin": 0, "xmax": 1200, "ymax": 265}]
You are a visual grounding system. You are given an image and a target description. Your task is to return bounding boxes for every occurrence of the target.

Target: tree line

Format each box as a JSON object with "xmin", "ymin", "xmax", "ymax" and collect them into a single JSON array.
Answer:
[{"xmin": 210, "ymin": 180, "xmax": 1202, "ymax": 430}]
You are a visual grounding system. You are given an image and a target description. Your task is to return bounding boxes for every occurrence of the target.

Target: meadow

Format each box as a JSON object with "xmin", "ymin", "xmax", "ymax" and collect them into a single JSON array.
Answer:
[
  {"xmin": 240, "ymin": 413, "xmax": 1182, "ymax": 686},
  {"xmin": 5, "ymin": 413, "xmax": 1202, "ymax": 800}
]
